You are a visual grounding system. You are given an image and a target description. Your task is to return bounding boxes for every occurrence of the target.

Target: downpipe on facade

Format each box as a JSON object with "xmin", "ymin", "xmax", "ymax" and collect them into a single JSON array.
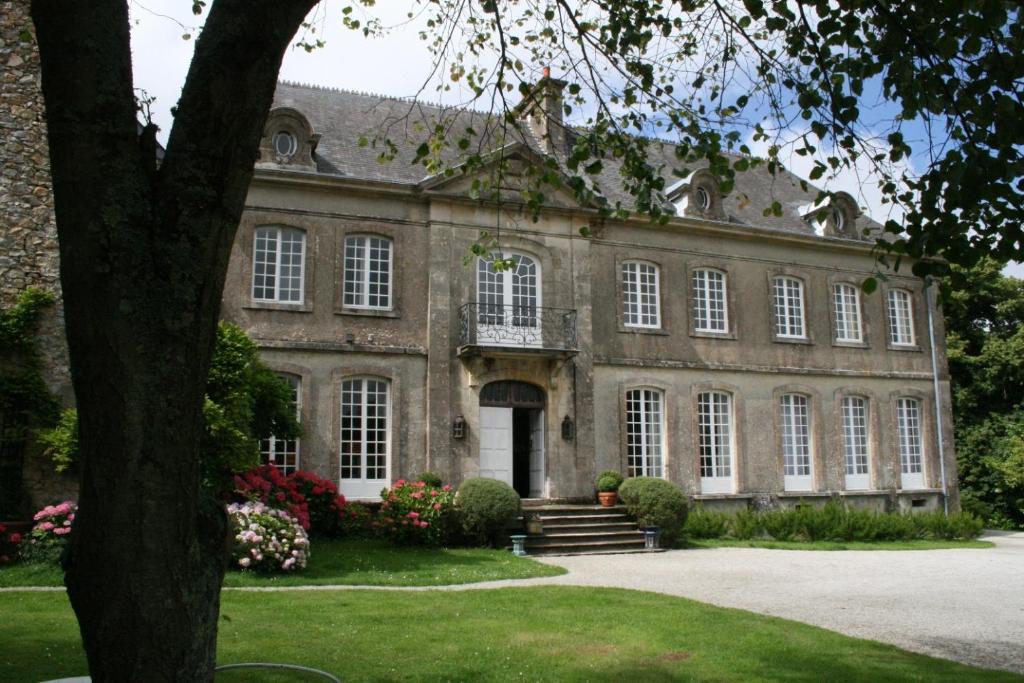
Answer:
[{"xmin": 924, "ymin": 276, "xmax": 949, "ymax": 514}]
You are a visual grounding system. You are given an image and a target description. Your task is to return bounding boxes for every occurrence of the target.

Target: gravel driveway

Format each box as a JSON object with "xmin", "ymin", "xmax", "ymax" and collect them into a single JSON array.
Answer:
[{"xmin": 515, "ymin": 532, "xmax": 1024, "ymax": 674}]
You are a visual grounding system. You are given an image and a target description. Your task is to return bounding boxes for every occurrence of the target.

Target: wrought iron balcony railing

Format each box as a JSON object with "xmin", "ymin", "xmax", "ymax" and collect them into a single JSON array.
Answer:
[{"xmin": 458, "ymin": 303, "xmax": 577, "ymax": 352}]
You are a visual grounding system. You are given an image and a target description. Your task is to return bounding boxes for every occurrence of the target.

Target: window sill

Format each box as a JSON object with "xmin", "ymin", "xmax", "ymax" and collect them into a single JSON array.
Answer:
[
  {"xmin": 336, "ymin": 307, "xmax": 400, "ymax": 319},
  {"xmin": 837, "ymin": 490, "xmax": 889, "ymax": 497},
  {"xmin": 618, "ymin": 326, "xmax": 670, "ymax": 336},
  {"xmin": 690, "ymin": 330, "xmax": 736, "ymax": 341},
  {"xmin": 692, "ymin": 493, "xmax": 752, "ymax": 501},
  {"xmin": 776, "ymin": 491, "xmax": 832, "ymax": 498},
  {"xmin": 887, "ymin": 343, "xmax": 922, "ymax": 352},
  {"xmin": 771, "ymin": 336, "xmax": 813, "ymax": 345},
  {"xmin": 895, "ymin": 488, "xmax": 943, "ymax": 495},
  {"xmin": 832, "ymin": 340, "xmax": 870, "ymax": 349},
  {"xmin": 244, "ymin": 301, "xmax": 313, "ymax": 313}
]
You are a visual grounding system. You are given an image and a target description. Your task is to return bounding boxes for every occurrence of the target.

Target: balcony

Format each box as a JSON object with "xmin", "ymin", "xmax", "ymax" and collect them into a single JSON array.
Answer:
[{"xmin": 457, "ymin": 303, "xmax": 577, "ymax": 359}]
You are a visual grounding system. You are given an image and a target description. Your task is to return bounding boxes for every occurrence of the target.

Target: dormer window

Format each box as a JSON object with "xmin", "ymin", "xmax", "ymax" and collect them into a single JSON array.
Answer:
[
  {"xmin": 800, "ymin": 192, "xmax": 860, "ymax": 239},
  {"xmin": 273, "ymin": 130, "xmax": 298, "ymax": 159},
  {"xmin": 665, "ymin": 169, "xmax": 726, "ymax": 220},
  {"xmin": 695, "ymin": 186, "xmax": 711, "ymax": 211},
  {"xmin": 831, "ymin": 207, "xmax": 845, "ymax": 232}
]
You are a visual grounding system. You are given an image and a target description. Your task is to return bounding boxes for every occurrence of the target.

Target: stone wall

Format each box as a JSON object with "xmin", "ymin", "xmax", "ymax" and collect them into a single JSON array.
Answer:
[{"xmin": 1, "ymin": 1, "xmax": 76, "ymax": 516}]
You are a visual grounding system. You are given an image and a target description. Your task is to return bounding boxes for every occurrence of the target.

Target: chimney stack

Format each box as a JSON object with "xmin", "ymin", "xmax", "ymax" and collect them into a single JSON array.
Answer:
[{"xmin": 518, "ymin": 70, "xmax": 567, "ymax": 156}]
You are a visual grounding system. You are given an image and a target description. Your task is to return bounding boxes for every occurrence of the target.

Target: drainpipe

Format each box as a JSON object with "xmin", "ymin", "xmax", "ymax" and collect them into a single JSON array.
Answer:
[{"xmin": 924, "ymin": 276, "xmax": 949, "ymax": 514}]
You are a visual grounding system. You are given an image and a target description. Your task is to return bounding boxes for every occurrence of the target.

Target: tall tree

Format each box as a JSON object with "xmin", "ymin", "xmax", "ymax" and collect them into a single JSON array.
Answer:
[
  {"xmin": 30, "ymin": 0, "xmax": 317, "ymax": 679},
  {"xmin": 26, "ymin": 0, "xmax": 1024, "ymax": 679}
]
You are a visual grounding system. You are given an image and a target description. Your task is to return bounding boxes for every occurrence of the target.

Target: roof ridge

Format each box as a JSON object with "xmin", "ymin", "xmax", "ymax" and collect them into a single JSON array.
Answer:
[{"xmin": 276, "ymin": 80, "xmax": 493, "ymax": 116}]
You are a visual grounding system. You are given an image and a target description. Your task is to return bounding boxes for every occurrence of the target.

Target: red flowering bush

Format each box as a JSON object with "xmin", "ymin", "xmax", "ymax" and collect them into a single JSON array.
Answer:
[
  {"xmin": 340, "ymin": 502, "xmax": 374, "ymax": 538},
  {"xmin": 0, "ymin": 523, "xmax": 23, "ymax": 565},
  {"xmin": 376, "ymin": 479, "xmax": 456, "ymax": 546},
  {"xmin": 287, "ymin": 470, "xmax": 347, "ymax": 537},
  {"xmin": 232, "ymin": 465, "xmax": 310, "ymax": 531}
]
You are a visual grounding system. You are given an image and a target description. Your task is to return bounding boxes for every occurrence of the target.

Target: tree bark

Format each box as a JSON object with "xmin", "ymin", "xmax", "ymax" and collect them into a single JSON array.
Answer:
[{"xmin": 29, "ymin": 0, "xmax": 318, "ymax": 679}]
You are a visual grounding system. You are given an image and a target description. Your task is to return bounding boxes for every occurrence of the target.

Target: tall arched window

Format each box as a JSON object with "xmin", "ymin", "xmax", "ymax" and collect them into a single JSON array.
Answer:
[
  {"xmin": 625, "ymin": 388, "xmax": 664, "ymax": 478},
  {"xmin": 897, "ymin": 397, "xmax": 925, "ymax": 489},
  {"xmin": 339, "ymin": 377, "xmax": 390, "ymax": 498},
  {"xmin": 477, "ymin": 252, "xmax": 541, "ymax": 346},
  {"xmin": 779, "ymin": 393, "xmax": 813, "ymax": 491},
  {"xmin": 841, "ymin": 396, "xmax": 870, "ymax": 490},
  {"xmin": 698, "ymin": 391, "xmax": 734, "ymax": 493},
  {"xmin": 260, "ymin": 373, "xmax": 301, "ymax": 475}
]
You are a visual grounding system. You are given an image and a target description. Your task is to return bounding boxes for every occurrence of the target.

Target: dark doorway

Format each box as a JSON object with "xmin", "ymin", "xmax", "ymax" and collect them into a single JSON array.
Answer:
[{"xmin": 512, "ymin": 408, "xmax": 531, "ymax": 498}]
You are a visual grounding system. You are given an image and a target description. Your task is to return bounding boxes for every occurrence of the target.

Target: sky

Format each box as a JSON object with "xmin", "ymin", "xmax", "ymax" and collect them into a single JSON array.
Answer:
[{"xmin": 128, "ymin": 0, "xmax": 1023, "ymax": 278}]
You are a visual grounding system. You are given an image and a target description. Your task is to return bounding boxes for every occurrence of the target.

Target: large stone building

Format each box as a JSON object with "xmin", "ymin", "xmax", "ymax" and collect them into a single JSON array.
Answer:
[{"xmin": 222, "ymin": 80, "xmax": 959, "ymax": 511}]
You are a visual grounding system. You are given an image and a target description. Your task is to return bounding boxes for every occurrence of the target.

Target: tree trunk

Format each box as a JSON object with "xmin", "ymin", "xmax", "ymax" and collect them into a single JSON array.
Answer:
[{"xmin": 29, "ymin": 0, "xmax": 318, "ymax": 679}]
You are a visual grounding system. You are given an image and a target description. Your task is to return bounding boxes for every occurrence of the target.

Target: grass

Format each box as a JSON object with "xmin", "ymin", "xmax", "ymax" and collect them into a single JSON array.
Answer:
[
  {"xmin": 685, "ymin": 538, "xmax": 995, "ymax": 551},
  {"xmin": 1, "ymin": 586, "xmax": 1020, "ymax": 682},
  {"xmin": 0, "ymin": 539, "xmax": 564, "ymax": 589}
]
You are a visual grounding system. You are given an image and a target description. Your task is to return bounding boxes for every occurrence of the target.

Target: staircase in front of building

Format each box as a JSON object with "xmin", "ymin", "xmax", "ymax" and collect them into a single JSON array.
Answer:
[{"xmin": 520, "ymin": 503, "xmax": 650, "ymax": 556}]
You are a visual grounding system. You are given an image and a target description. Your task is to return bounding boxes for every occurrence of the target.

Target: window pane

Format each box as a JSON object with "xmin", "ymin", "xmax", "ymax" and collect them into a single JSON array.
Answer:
[
  {"xmin": 252, "ymin": 227, "xmax": 304, "ymax": 303},
  {"xmin": 340, "ymin": 378, "xmax": 390, "ymax": 483},
  {"xmin": 344, "ymin": 235, "xmax": 392, "ymax": 309},
  {"xmin": 842, "ymin": 397, "xmax": 869, "ymax": 475},
  {"xmin": 260, "ymin": 374, "xmax": 301, "ymax": 475},
  {"xmin": 622, "ymin": 262, "xmax": 660, "ymax": 328},
  {"xmin": 888, "ymin": 290, "xmax": 914, "ymax": 345},
  {"xmin": 780, "ymin": 394, "xmax": 811, "ymax": 476},
  {"xmin": 698, "ymin": 392, "xmax": 732, "ymax": 478},
  {"xmin": 773, "ymin": 277, "xmax": 805, "ymax": 338},
  {"xmin": 693, "ymin": 269, "xmax": 727, "ymax": 332},
  {"xmin": 833, "ymin": 284, "xmax": 862, "ymax": 342},
  {"xmin": 897, "ymin": 398, "xmax": 922, "ymax": 474}
]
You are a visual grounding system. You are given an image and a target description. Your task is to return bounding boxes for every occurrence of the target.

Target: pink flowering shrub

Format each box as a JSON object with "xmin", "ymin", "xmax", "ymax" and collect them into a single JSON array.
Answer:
[
  {"xmin": 287, "ymin": 470, "xmax": 347, "ymax": 537},
  {"xmin": 0, "ymin": 523, "xmax": 23, "ymax": 565},
  {"xmin": 20, "ymin": 500, "xmax": 76, "ymax": 564},
  {"xmin": 227, "ymin": 501, "xmax": 309, "ymax": 573},
  {"xmin": 231, "ymin": 465, "xmax": 311, "ymax": 531},
  {"xmin": 376, "ymin": 479, "xmax": 456, "ymax": 546}
]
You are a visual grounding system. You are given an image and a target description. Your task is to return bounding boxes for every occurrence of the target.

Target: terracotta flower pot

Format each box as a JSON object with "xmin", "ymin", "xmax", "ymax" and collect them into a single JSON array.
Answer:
[{"xmin": 597, "ymin": 491, "xmax": 618, "ymax": 507}]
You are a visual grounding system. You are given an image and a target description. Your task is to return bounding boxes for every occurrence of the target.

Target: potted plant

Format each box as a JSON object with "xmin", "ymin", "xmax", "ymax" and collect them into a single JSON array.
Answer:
[{"xmin": 595, "ymin": 470, "xmax": 625, "ymax": 507}]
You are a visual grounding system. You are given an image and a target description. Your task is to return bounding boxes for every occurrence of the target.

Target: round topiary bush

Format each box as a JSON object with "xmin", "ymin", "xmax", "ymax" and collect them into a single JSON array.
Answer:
[
  {"xmin": 455, "ymin": 477, "xmax": 521, "ymax": 547},
  {"xmin": 617, "ymin": 477, "xmax": 688, "ymax": 547},
  {"xmin": 595, "ymin": 470, "xmax": 624, "ymax": 492}
]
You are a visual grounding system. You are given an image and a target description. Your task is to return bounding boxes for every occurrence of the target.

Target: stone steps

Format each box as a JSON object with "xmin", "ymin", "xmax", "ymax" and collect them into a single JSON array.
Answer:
[{"xmin": 521, "ymin": 504, "xmax": 649, "ymax": 556}]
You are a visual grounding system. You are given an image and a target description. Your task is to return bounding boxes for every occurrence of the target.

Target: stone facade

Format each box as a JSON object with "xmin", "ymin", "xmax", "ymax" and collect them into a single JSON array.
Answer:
[
  {"xmin": 0, "ymin": 1, "xmax": 76, "ymax": 516},
  {"xmin": 221, "ymin": 82, "xmax": 959, "ymax": 512}
]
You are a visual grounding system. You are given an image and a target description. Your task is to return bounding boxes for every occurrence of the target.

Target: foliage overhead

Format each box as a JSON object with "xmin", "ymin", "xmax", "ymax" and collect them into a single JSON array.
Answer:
[{"xmin": 342, "ymin": 0, "xmax": 1024, "ymax": 273}]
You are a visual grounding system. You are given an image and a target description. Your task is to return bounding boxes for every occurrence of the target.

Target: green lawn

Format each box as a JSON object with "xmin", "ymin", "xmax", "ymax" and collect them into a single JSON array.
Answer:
[
  {"xmin": 686, "ymin": 538, "xmax": 994, "ymax": 551},
  {"xmin": 0, "ymin": 539, "xmax": 565, "ymax": 589},
  {"xmin": 1, "ymin": 587, "xmax": 1020, "ymax": 682}
]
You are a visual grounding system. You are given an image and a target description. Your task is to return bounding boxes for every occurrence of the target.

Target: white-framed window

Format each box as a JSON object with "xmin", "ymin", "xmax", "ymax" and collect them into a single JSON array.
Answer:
[
  {"xmin": 772, "ymin": 276, "xmax": 806, "ymax": 339},
  {"xmin": 692, "ymin": 268, "xmax": 728, "ymax": 333},
  {"xmin": 841, "ymin": 396, "xmax": 870, "ymax": 490},
  {"xmin": 897, "ymin": 397, "xmax": 925, "ymax": 489},
  {"xmin": 887, "ymin": 289, "xmax": 915, "ymax": 346},
  {"xmin": 252, "ymin": 227, "xmax": 305, "ymax": 303},
  {"xmin": 260, "ymin": 374, "xmax": 301, "ymax": 475},
  {"xmin": 339, "ymin": 377, "xmax": 390, "ymax": 499},
  {"xmin": 779, "ymin": 394, "xmax": 813, "ymax": 491},
  {"xmin": 625, "ymin": 388, "xmax": 664, "ymax": 478},
  {"xmin": 622, "ymin": 261, "xmax": 661, "ymax": 328},
  {"xmin": 343, "ymin": 235, "xmax": 393, "ymax": 310},
  {"xmin": 476, "ymin": 253, "xmax": 541, "ymax": 346},
  {"xmin": 698, "ymin": 391, "xmax": 734, "ymax": 493},
  {"xmin": 833, "ymin": 283, "xmax": 863, "ymax": 342}
]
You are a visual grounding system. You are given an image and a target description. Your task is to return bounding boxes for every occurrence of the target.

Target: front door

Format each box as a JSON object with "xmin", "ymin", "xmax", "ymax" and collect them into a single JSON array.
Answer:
[
  {"xmin": 479, "ymin": 406, "xmax": 513, "ymax": 486},
  {"xmin": 528, "ymin": 409, "xmax": 545, "ymax": 497}
]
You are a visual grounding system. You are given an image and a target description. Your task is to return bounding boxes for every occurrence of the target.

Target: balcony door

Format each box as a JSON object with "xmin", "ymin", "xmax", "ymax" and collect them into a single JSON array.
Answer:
[{"xmin": 477, "ymin": 253, "xmax": 541, "ymax": 347}]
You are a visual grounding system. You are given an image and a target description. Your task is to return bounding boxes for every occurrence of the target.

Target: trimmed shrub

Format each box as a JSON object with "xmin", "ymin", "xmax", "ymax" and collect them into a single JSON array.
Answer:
[
  {"xmin": 287, "ymin": 470, "xmax": 347, "ymax": 537},
  {"xmin": 227, "ymin": 501, "xmax": 309, "ymax": 572},
  {"xmin": 417, "ymin": 471, "xmax": 444, "ymax": 489},
  {"xmin": 683, "ymin": 505, "xmax": 730, "ymax": 539},
  {"xmin": 231, "ymin": 464, "xmax": 310, "ymax": 531},
  {"xmin": 949, "ymin": 511, "xmax": 984, "ymax": 539},
  {"xmin": 595, "ymin": 470, "xmax": 624, "ymax": 492},
  {"xmin": 377, "ymin": 479, "xmax": 457, "ymax": 546},
  {"xmin": 618, "ymin": 477, "xmax": 688, "ymax": 546},
  {"xmin": 20, "ymin": 501, "xmax": 76, "ymax": 564},
  {"xmin": 760, "ymin": 508, "xmax": 801, "ymax": 541},
  {"xmin": 456, "ymin": 478, "xmax": 521, "ymax": 547}
]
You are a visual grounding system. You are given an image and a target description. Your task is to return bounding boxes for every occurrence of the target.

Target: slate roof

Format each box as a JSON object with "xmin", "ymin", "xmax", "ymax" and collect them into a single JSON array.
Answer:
[{"xmin": 271, "ymin": 81, "xmax": 881, "ymax": 238}]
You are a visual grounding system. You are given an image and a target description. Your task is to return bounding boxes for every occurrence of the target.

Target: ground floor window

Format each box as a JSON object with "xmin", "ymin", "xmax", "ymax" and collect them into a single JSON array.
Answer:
[
  {"xmin": 626, "ymin": 388, "xmax": 664, "ymax": 478},
  {"xmin": 897, "ymin": 397, "xmax": 925, "ymax": 489},
  {"xmin": 842, "ymin": 396, "xmax": 871, "ymax": 490},
  {"xmin": 780, "ymin": 393, "xmax": 813, "ymax": 491},
  {"xmin": 340, "ymin": 377, "xmax": 389, "ymax": 498},
  {"xmin": 260, "ymin": 373, "xmax": 300, "ymax": 475},
  {"xmin": 698, "ymin": 391, "xmax": 734, "ymax": 493}
]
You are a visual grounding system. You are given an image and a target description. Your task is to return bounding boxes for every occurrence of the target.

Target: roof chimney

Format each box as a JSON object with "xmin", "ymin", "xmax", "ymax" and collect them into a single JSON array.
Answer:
[{"xmin": 518, "ymin": 71, "xmax": 567, "ymax": 156}]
